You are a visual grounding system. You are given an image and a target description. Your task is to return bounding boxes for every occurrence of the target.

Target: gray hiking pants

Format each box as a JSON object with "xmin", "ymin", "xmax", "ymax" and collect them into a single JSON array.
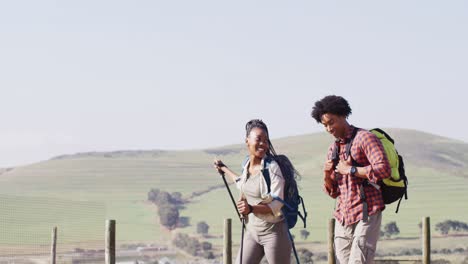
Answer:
[
  {"xmin": 235, "ymin": 221, "xmax": 292, "ymax": 264},
  {"xmin": 334, "ymin": 211, "xmax": 382, "ymax": 264}
]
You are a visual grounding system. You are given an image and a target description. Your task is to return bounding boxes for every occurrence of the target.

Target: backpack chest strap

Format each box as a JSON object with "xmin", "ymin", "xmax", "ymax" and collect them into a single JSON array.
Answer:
[{"xmin": 332, "ymin": 127, "xmax": 360, "ymax": 165}]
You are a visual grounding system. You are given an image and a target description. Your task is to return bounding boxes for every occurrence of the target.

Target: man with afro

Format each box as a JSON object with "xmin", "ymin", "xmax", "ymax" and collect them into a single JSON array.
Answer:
[{"xmin": 311, "ymin": 95, "xmax": 391, "ymax": 264}]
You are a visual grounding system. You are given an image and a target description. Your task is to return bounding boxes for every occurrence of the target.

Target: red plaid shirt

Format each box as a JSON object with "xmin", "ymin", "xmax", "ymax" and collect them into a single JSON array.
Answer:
[{"xmin": 325, "ymin": 126, "xmax": 391, "ymax": 226}]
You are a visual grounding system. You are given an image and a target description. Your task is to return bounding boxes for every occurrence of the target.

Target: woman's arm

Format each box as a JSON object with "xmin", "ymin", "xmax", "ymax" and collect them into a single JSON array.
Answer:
[
  {"xmin": 237, "ymin": 199, "xmax": 272, "ymax": 215},
  {"xmin": 265, "ymin": 161, "xmax": 286, "ymax": 216},
  {"xmin": 214, "ymin": 159, "xmax": 240, "ymax": 184}
]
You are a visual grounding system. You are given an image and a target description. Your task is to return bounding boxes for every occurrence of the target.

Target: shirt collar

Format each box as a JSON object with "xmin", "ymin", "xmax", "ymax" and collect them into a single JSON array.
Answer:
[
  {"xmin": 242, "ymin": 156, "xmax": 267, "ymax": 172},
  {"xmin": 336, "ymin": 125, "xmax": 356, "ymax": 144}
]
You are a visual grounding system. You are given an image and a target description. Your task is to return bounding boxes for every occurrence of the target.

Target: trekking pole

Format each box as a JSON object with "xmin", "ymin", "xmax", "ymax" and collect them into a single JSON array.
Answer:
[
  {"xmin": 218, "ymin": 170, "xmax": 242, "ymax": 221},
  {"xmin": 290, "ymin": 233, "xmax": 300, "ymax": 264},
  {"xmin": 215, "ymin": 162, "xmax": 245, "ymax": 264},
  {"xmin": 240, "ymin": 217, "xmax": 245, "ymax": 264}
]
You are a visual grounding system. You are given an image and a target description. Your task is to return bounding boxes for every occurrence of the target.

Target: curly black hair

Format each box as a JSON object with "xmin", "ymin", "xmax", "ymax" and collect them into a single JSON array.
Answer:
[{"xmin": 310, "ymin": 95, "xmax": 352, "ymax": 123}]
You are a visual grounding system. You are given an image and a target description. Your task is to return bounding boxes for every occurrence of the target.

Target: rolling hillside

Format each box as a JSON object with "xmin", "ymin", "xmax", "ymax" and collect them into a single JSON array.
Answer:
[{"xmin": 0, "ymin": 128, "xmax": 467, "ymax": 249}]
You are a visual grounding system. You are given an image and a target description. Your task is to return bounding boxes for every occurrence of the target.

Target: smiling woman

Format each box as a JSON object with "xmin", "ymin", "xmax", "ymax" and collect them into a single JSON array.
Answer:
[{"xmin": 213, "ymin": 119, "xmax": 302, "ymax": 264}]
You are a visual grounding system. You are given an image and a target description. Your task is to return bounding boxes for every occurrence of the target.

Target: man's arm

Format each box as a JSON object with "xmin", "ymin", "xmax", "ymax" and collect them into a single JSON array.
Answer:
[
  {"xmin": 335, "ymin": 131, "xmax": 391, "ymax": 183},
  {"xmin": 355, "ymin": 132, "xmax": 391, "ymax": 183}
]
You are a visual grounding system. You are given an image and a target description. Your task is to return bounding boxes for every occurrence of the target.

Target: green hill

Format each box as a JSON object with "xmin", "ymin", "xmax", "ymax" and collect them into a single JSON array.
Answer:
[{"xmin": 0, "ymin": 128, "xmax": 467, "ymax": 248}]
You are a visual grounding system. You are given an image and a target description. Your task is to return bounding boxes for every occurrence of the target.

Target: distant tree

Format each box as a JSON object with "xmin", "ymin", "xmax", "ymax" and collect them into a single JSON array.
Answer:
[
  {"xmin": 155, "ymin": 191, "xmax": 171, "ymax": 206},
  {"xmin": 147, "ymin": 188, "xmax": 160, "ymax": 202},
  {"xmin": 173, "ymin": 233, "xmax": 189, "ymax": 248},
  {"xmin": 159, "ymin": 205, "xmax": 179, "ymax": 229},
  {"xmin": 297, "ymin": 248, "xmax": 314, "ymax": 263},
  {"xmin": 201, "ymin": 241, "xmax": 212, "ymax": 251},
  {"xmin": 201, "ymin": 251, "xmax": 215, "ymax": 259},
  {"xmin": 436, "ymin": 222, "xmax": 450, "ymax": 235},
  {"xmin": 383, "ymin": 222, "xmax": 400, "ymax": 238},
  {"xmin": 197, "ymin": 221, "xmax": 210, "ymax": 236},
  {"xmin": 436, "ymin": 220, "xmax": 468, "ymax": 235},
  {"xmin": 450, "ymin": 220, "xmax": 468, "ymax": 232},
  {"xmin": 171, "ymin": 192, "xmax": 184, "ymax": 204},
  {"xmin": 300, "ymin": 230, "xmax": 310, "ymax": 240},
  {"xmin": 173, "ymin": 233, "xmax": 200, "ymax": 256}
]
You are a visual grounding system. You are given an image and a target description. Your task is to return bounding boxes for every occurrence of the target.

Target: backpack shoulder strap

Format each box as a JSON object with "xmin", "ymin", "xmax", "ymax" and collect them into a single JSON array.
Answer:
[
  {"xmin": 371, "ymin": 128, "xmax": 395, "ymax": 144},
  {"xmin": 262, "ymin": 156, "xmax": 272, "ymax": 193},
  {"xmin": 331, "ymin": 141, "xmax": 341, "ymax": 168},
  {"xmin": 346, "ymin": 127, "xmax": 370, "ymax": 221},
  {"xmin": 332, "ymin": 127, "xmax": 361, "ymax": 166},
  {"xmin": 345, "ymin": 127, "xmax": 360, "ymax": 157}
]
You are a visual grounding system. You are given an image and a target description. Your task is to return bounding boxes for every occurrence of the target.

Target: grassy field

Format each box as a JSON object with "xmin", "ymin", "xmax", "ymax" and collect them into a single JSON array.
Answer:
[
  {"xmin": 178, "ymin": 165, "xmax": 468, "ymax": 245},
  {"xmin": 0, "ymin": 129, "xmax": 467, "ymax": 254}
]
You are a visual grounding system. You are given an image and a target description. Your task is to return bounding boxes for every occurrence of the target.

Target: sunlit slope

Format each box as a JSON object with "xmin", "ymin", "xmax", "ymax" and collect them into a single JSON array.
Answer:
[{"xmin": 0, "ymin": 129, "xmax": 466, "ymax": 244}]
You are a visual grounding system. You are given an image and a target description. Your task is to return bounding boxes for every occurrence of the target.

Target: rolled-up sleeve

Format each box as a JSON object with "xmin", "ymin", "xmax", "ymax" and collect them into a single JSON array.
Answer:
[
  {"xmin": 265, "ymin": 161, "xmax": 285, "ymax": 217},
  {"xmin": 358, "ymin": 132, "xmax": 391, "ymax": 183}
]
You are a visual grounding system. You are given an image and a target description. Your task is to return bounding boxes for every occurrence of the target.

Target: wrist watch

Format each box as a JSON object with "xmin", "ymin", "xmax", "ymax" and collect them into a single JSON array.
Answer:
[{"xmin": 350, "ymin": 166, "xmax": 357, "ymax": 176}]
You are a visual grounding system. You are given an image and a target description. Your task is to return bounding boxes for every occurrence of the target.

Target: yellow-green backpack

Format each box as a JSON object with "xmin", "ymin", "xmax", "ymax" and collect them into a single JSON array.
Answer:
[
  {"xmin": 333, "ymin": 128, "xmax": 408, "ymax": 213},
  {"xmin": 370, "ymin": 128, "xmax": 408, "ymax": 213}
]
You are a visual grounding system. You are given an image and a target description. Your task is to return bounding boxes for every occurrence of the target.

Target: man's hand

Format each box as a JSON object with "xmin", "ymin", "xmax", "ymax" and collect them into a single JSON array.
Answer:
[
  {"xmin": 324, "ymin": 159, "xmax": 334, "ymax": 174},
  {"xmin": 335, "ymin": 156, "xmax": 352, "ymax": 175},
  {"xmin": 324, "ymin": 160, "xmax": 335, "ymax": 190}
]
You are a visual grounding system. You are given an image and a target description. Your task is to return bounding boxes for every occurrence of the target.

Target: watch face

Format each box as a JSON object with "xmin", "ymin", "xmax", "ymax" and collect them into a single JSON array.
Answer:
[{"xmin": 351, "ymin": 166, "xmax": 357, "ymax": 175}]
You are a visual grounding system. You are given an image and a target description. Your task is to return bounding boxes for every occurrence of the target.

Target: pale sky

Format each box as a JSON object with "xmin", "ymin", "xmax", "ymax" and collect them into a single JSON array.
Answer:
[{"xmin": 0, "ymin": 1, "xmax": 467, "ymax": 167}]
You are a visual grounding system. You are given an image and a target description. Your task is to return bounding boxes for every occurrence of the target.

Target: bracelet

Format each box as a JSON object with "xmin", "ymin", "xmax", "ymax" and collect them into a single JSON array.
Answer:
[{"xmin": 248, "ymin": 204, "xmax": 254, "ymax": 214}]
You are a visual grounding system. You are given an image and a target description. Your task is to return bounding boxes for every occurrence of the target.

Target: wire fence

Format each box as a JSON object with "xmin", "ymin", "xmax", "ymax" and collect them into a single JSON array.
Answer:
[{"xmin": 0, "ymin": 194, "xmax": 105, "ymax": 263}]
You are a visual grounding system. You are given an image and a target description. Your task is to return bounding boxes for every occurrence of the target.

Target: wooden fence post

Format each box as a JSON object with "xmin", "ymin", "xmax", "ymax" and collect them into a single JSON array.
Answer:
[
  {"xmin": 106, "ymin": 220, "xmax": 116, "ymax": 264},
  {"xmin": 50, "ymin": 226, "xmax": 57, "ymax": 264},
  {"xmin": 422, "ymin": 217, "xmax": 430, "ymax": 264},
  {"xmin": 224, "ymin": 218, "xmax": 232, "ymax": 264},
  {"xmin": 328, "ymin": 218, "xmax": 336, "ymax": 264}
]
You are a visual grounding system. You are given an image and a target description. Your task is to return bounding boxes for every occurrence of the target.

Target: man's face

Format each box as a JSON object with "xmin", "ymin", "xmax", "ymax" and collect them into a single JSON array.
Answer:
[{"xmin": 320, "ymin": 113, "xmax": 347, "ymax": 139}]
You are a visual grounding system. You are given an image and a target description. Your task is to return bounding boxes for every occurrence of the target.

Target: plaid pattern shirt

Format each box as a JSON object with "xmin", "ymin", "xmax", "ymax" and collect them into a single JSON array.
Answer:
[{"xmin": 325, "ymin": 126, "xmax": 391, "ymax": 226}]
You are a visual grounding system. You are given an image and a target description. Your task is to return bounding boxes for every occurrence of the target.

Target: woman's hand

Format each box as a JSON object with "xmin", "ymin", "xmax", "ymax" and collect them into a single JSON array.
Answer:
[
  {"xmin": 213, "ymin": 160, "xmax": 240, "ymax": 183},
  {"xmin": 237, "ymin": 198, "xmax": 252, "ymax": 215},
  {"xmin": 213, "ymin": 159, "xmax": 226, "ymax": 174}
]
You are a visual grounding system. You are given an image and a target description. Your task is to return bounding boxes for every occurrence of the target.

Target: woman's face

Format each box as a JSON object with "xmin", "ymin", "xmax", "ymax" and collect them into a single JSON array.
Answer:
[{"xmin": 246, "ymin": 127, "xmax": 269, "ymax": 159}]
